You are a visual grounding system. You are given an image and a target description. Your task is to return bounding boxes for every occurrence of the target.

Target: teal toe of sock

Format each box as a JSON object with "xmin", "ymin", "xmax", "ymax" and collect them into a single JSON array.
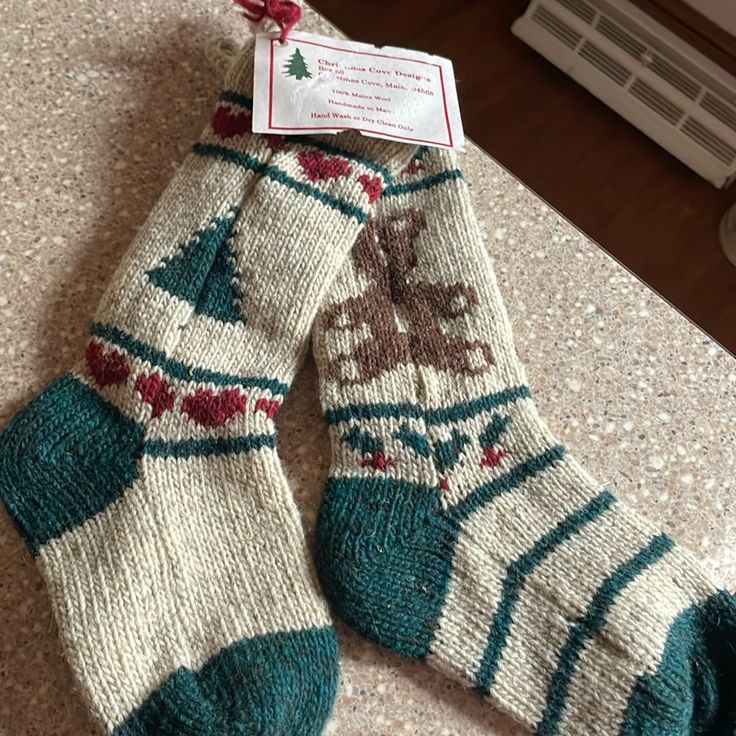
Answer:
[
  {"xmin": 116, "ymin": 626, "xmax": 340, "ymax": 736},
  {"xmin": 622, "ymin": 590, "xmax": 736, "ymax": 736}
]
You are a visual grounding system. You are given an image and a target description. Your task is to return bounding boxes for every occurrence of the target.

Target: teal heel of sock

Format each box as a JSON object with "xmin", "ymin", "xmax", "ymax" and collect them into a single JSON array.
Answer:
[
  {"xmin": 0, "ymin": 373, "xmax": 143, "ymax": 554},
  {"xmin": 621, "ymin": 590, "xmax": 736, "ymax": 736},
  {"xmin": 316, "ymin": 475, "xmax": 455, "ymax": 658},
  {"xmin": 116, "ymin": 626, "xmax": 340, "ymax": 736}
]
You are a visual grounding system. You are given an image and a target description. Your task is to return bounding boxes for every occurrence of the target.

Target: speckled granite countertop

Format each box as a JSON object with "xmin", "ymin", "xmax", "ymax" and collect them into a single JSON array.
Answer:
[{"xmin": 1, "ymin": 2, "xmax": 735, "ymax": 735}]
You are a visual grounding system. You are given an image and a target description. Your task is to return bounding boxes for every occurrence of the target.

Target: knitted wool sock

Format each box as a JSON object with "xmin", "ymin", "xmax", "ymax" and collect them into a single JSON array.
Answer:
[
  {"xmin": 0, "ymin": 42, "xmax": 413, "ymax": 736},
  {"xmin": 313, "ymin": 146, "xmax": 736, "ymax": 736}
]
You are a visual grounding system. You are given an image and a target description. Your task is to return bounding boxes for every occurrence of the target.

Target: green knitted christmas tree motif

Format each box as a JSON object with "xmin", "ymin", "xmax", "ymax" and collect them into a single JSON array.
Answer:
[{"xmin": 147, "ymin": 208, "xmax": 246, "ymax": 324}]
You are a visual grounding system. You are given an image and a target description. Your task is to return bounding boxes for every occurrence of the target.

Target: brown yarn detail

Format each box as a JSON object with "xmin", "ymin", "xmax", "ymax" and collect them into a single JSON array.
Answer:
[{"xmin": 322, "ymin": 207, "xmax": 495, "ymax": 386}]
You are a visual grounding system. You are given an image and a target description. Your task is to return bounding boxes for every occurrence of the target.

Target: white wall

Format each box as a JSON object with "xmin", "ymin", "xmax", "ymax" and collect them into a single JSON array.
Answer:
[{"xmin": 682, "ymin": 1, "xmax": 736, "ymax": 36}]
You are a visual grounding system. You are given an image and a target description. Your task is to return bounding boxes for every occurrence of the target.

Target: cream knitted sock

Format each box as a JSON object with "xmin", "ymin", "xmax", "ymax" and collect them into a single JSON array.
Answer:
[
  {"xmin": 314, "ymin": 146, "xmax": 736, "ymax": 736},
  {"xmin": 0, "ymin": 42, "xmax": 413, "ymax": 735}
]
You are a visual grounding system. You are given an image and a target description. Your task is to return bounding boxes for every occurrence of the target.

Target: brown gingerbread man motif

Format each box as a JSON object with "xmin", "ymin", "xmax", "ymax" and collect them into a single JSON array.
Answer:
[{"xmin": 322, "ymin": 207, "xmax": 494, "ymax": 386}]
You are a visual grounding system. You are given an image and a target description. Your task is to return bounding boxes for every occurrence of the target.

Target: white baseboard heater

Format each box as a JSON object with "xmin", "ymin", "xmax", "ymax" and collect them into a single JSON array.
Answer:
[{"xmin": 512, "ymin": 0, "xmax": 736, "ymax": 188}]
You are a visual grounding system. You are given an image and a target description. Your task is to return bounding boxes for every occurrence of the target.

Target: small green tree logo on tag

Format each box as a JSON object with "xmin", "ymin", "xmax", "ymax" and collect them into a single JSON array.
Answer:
[{"xmin": 283, "ymin": 47, "xmax": 312, "ymax": 80}]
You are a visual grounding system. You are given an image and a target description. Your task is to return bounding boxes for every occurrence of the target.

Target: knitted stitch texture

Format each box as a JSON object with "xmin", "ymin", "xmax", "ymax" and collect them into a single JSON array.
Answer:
[
  {"xmin": 314, "ymin": 146, "xmax": 736, "ymax": 736},
  {"xmin": 0, "ymin": 41, "xmax": 414, "ymax": 735}
]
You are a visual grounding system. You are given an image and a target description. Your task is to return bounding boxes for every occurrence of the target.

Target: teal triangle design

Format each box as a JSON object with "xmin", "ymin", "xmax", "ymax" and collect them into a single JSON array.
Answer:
[{"xmin": 147, "ymin": 207, "xmax": 245, "ymax": 324}]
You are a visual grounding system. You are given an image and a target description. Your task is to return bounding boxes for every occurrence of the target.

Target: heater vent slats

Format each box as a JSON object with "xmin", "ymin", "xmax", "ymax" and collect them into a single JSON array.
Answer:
[
  {"xmin": 596, "ymin": 15, "xmax": 645, "ymax": 60},
  {"xmin": 513, "ymin": 0, "xmax": 736, "ymax": 186},
  {"xmin": 682, "ymin": 118, "xmax": 736, "ymax": 164},
  {"xmin": 648, "ymin": 55, "xmax": 701, "ymax": 100},
  {"xmin": 629, "ymin": 78, "xmax": 684, "ymax": 124},
  {"xmin": 552, "ymin": 0, "xmax": 596, "ymax": 25},
  {"xmin": 532, "ymin": 5, "xmax": 582, "ymax": 48},
  {"xmin": 701, "ymin": 92, "xmax": 736, "ymax": 134},
  {"xmin": 580, "ymin": 40, "xmax": 631, "ymax": 86}
]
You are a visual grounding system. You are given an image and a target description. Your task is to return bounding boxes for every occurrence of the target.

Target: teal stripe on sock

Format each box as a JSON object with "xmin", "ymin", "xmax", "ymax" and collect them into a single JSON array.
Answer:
[
  {"xmin": 448, "ymin": 445, "xmax": 566, "ymax": 524},
  {"xmin": 193, "ymin": 143, "xmax": 369, "ymax": 223},
  {"xmin": 217, "ymin": 90, "xmax": 393, "ymax": 179},
  {"xmin": 324, "ymin": 385, "xmax": 531, "ymax": 426},
  {"xmin": 474, "ymin": 491, "xmax": 617, "ymax": 696},
  {"xmin": 325, "ymin": 401, "xmax": 422, "ymax": 425},
  {"xmin": 383, "ymin": 168, "xmax": 463, "ymax": 197},
  {"xmin": 219, "ymin": 90, "xmax": 253, "ymax": 108},
  {"xmin": 262, "ymin": 160, "xmax": 368, "ymax": 222},
  {"xmin": 425, "ymin": 386, "xmax": 532, "ymax": 425},
  {"xmin": 194, "ymin": 141, "xmax": 266, "ymax": 175},
  {"xmin": 143, "ymin": 434, "xmax": 277, "ymax": 459},
  {"xmin": 89, "ymin": 323, "xmax": 289, "ymax": 395},
  {"xmin": 536, "ymin": 533, "xmax": 675, "ymax": 736}
]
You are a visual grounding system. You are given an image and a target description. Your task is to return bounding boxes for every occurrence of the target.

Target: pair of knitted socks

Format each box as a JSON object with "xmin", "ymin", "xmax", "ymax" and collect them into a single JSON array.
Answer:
[{"xmin": 2, "ymin": 41, "xmax": 735, "ymax": 736}]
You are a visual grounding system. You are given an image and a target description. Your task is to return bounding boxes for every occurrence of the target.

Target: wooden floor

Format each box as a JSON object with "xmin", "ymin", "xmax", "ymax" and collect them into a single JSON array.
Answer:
[{"xmin": 311, "ymin": 0, "xmax": 736, "ymax": 355}]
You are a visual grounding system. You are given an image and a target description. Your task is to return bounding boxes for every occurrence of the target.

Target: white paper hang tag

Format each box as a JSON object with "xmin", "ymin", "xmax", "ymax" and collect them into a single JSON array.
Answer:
[{"xmin": 252, "ymin": 30, "xmax": 465, "ymax": 150}]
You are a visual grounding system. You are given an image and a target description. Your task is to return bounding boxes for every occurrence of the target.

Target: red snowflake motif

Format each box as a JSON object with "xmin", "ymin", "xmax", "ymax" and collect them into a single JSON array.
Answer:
[
  {"xmin": 135, "ymin": 373, "xmax": 175, "ymax": 419},
  {"xmin": 85, "ymin": 341, "xmax": 130, "ymax": 387},
  {"xmin": 361, "ymin": 451, "xmax": 396, "ymax": 472},
  {"xmin": 481, "ymin": 446, "xmax": 508, "ymax": 468},
  {"xmin": 181, "ymin": 388, "xmax": 247, "ymax": 427}
]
